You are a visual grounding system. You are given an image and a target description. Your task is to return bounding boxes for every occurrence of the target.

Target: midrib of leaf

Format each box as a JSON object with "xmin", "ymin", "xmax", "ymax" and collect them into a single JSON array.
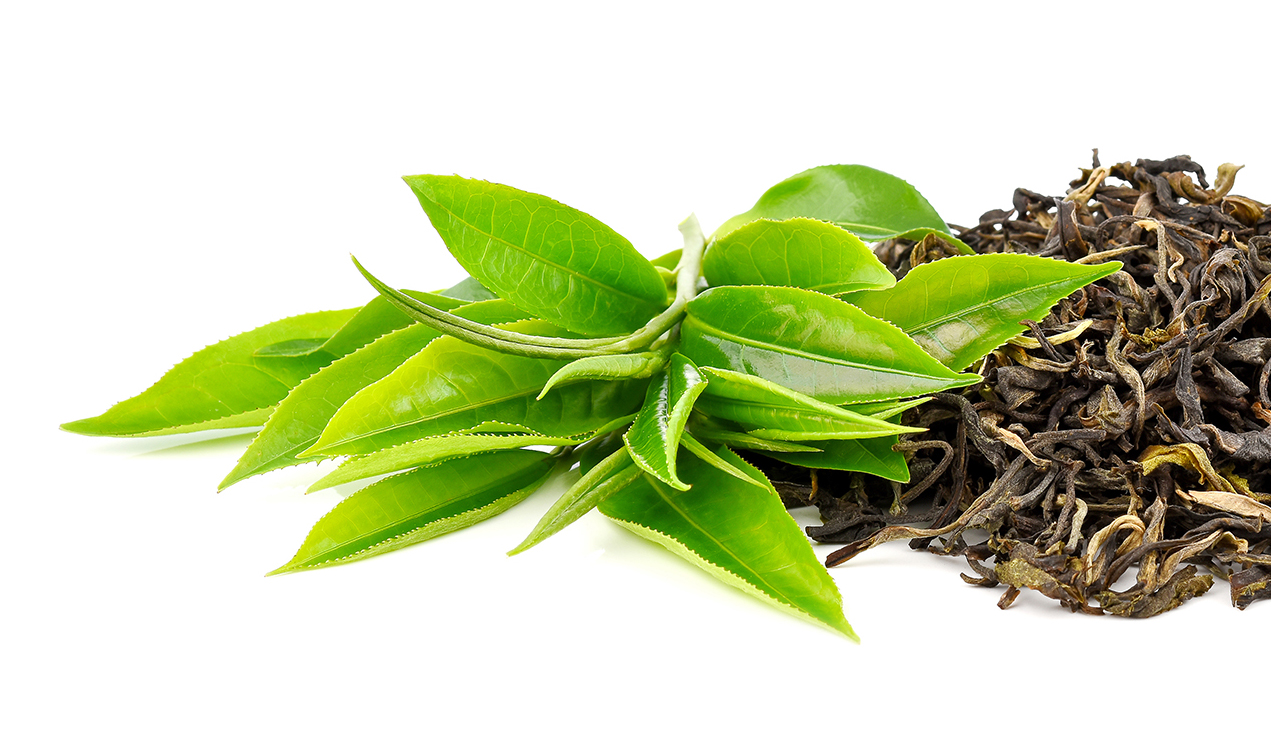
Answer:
[
  {"xmin": 430, "ymin": 197, "xmax": 655, "ymax": 306},
  {"xmin": 902, "ymin": 275, "xmax": 1094, "ymax": 334},
  {"xmin": 689, "ymin": 317, "xmax": 946, "ymax": 380}
]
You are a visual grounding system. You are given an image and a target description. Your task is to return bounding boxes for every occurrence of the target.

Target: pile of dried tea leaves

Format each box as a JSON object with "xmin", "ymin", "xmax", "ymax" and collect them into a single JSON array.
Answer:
[{"xmin": 753, "ymin": 153, "xmax": 1271, "ymax": 617}]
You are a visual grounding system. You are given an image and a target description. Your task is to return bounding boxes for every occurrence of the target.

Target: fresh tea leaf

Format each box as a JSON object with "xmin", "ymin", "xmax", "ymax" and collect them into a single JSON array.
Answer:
[
  {"xmin": 756, "ymin": 435, "xmax": 909, "ymax": 481},
  {"xmin": 680, "ymin": 285, "xmax": 980, "ymax": 404},
  {"xmin": 306, "ymin": 417, "xmax": 631, "ymax": 493},
  {"xmin": 844, "ymin": 255, "xmax": 1123, "ymax": 371},
  {"xmin": 509, "ymin": 445, "xmax": 640, "ymax": 555},
  {"xmin": 714, "ymin": 164, "xmax": 971, "ymax": 254},
  {"xmin": 62, "ymin": 308, "xmax": 359, "ymax": 437},
  {"xmin": 537, "ymin": 350, "xmax": 669, "ymax": 400},
  {"xmin": 623, "ymin": 353, "xmax": 708, "ymax": 490},
  {"xmin": 440, "ymin": 275, "xmax": 498, "ymax": 302},
  {"xmin": 404, "ymin": 175, "xmax": 668, "ymax": 335},
  {"xmin": 599, "ymin": 446, "xmax": 857, "ymax": 640},
  {"xmin": 255, "ymin": 290, "xmax": 466, "ymax": 359},
  {"xmin": 694, "ymin": 367, "xmax": 921, "ymax": 441},
  {"xmin": 703, "ymin": 217, "xmax": 894, "ymax": 295},
  {"xmin": 304, "ymin": 320, "xmax": 647, "ymax": 457},
  {"xmin": 220, "ymin": 299, "xmax": 523, "ymax": 489},
  {"xmin": 270, "ymin": 449, "xmax": 555, "ymax": 574}
]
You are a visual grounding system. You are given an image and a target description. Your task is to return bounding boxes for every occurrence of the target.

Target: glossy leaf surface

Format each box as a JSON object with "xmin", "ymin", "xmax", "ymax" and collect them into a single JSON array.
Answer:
[
  {"xmin": 845, "ymin": 255, "xmax": 1122, "ymax": 371},
  {"xmin": 714, "ymin": 164, "xmax": 969, "ymax": 253},
  {"xmin": 220, "ymin": 299, "xmax": 522, "ymax": 489},
  {"xmin": 599, "ymin": 447, "xmax": 857, "ymax": 640},
  {"xmin": 678, "ymin": 433, "xmax": 769, "ymax": 489},
  {"xmin": 694, "ymin": 367, "xmax": 921, "ymax": 441},
  {"xmin": 405, "ymin": 174, "xmax": 667, "ymax": 335},
  {"xmin": 680, "ymin": 286, "xmax": 980, "ymax": 404},
  {"xmin": 703, "ymin": 218, "xmax": 894, "ymax": 294},
  {"xmin": 537, "ymin": 350, "xmax": 668, "ymax": 400},
  {"xmin": 623, "ymin": 353, "xmax": 708, "ymax": 490},
  {"xmin": 62, "ymin": 308, "xmax": 358, "ymax": 437},
  {"xmin": 757, "ymin": 435, "xmax": 909, "ymax": 481},
  {"xmin": 305, "ymin": 320, "xmax": 647, "ymax": 457},
  {"xmin": 440, "ymin": 275, "xmax": 498, "ymax": 302},
  {"xmin": 271, "ymin": 450, "xmax": 554, "ymax": 574}
]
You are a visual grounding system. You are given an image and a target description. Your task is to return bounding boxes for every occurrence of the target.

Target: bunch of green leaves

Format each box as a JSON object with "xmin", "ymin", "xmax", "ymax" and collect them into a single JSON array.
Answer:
[{"xmin": 65, "ymin": 164, "xmax": 1120, "ymax": 640}]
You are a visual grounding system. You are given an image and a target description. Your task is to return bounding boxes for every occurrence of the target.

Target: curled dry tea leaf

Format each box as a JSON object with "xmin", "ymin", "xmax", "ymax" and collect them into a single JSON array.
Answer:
[{"xmin": 405, "ymin": 174, "xmax": 668, "ymax": 336}]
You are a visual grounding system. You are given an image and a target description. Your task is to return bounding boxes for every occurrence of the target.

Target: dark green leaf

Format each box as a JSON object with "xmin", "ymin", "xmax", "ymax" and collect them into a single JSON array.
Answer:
[
  {"xmin": 714, "ymin": 164, "xmax": 970, "ymax": 254},
  {"xmin": 599, "ymin": 446, "xmax": 857, "ymax": 639},
  {"xmin": 703, "ymin": 218, "xmax": 894, "ymax": 295},
  {"xmin": 844, "ymin": 255, "xmax": 1123, "ymax": 371},
  {"xmin": 404, "ymin": 174, "xmax": 668, "ymax": 335},
  {"xmin": 680, "ymin": 285, "xmax": 980, "ymax": 404},
  {"xmin": 270, "ymin": 450, "xmax": 555, "ymax": 574}
]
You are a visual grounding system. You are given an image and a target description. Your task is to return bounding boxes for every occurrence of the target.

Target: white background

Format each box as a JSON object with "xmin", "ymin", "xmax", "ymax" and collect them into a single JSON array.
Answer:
[{"xmin": 5, "ymin": 2, "xmax": 1269, "ymax": 749}]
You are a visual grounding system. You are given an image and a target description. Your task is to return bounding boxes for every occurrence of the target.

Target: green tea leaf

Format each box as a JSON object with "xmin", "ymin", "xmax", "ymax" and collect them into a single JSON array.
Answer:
[
  {"xmin": 62, "ymin": 308, "xmax": 359, "ymax": 438},
  {"xmin": 405, "ymin": 174, "xmax": 668, "ymax": 335},
  {"xmin": 319, "ymin": 290, "xmax": 465, "ymax": 358},
  {"xmin": 304, "ymin": 320, "xmax": 647, "ymax": 457},
  {"xmin": 714, "ymin": 164, "xmax": 970, "ymax": 254},
  {"xmin": 220, "ymin": 299, "xmax": 523, "ymax": 490},
  {"xmin": 306, "ymin": 416, "xmax": 631, "ymax": 493},
  {"xmin": 508, "ymin": 445, "xmax": 640, "ymax": 555},
  {"xmin": 576, "ymin": 430, "xmax": 628, "ymax": 474},
  {"xmin": 440, "ymin": 275, "xmax": 498, "ymax": 302},
  {"xmin": 844, "ymin": 255, "xmax": 1123, "ymax": 371},
  {"xmin": 680, "ymin": 286, "xmax": 980, "ymax": 404},
  {"xmin": 270, "ymin": 450, "xmax": 555, "ymax": 574},
  {"xmin": 688, "ymin": 423, "xmax": 821, "ymax": 454},
  {"xmin": 599, "ymin": 446, "xmax": 857, "ymax": 640},
  {"xmin": 254, "ymin": 290, "xmax": 465, "ymax": 359},
  {"xmin": 703, "ymin": 218, "xmax": 894, "ymax": 295},
  {"xmin": 623, "ymin": 353, "xmax": 708, "ymax": 490},
  {"xmin": 678, "ymin": 433, "xmax": 769, "ymax": 489},
  {"xmin": 693, "ymin": 367, "xmax": 923, "ymax": 442},
  {"xmin": 756, "ymin": 435, "xmax": 909, "ymax": 481},
  {"xmin": 537, "ymin": 350, "xmax": 669, "ymax": 400}
]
